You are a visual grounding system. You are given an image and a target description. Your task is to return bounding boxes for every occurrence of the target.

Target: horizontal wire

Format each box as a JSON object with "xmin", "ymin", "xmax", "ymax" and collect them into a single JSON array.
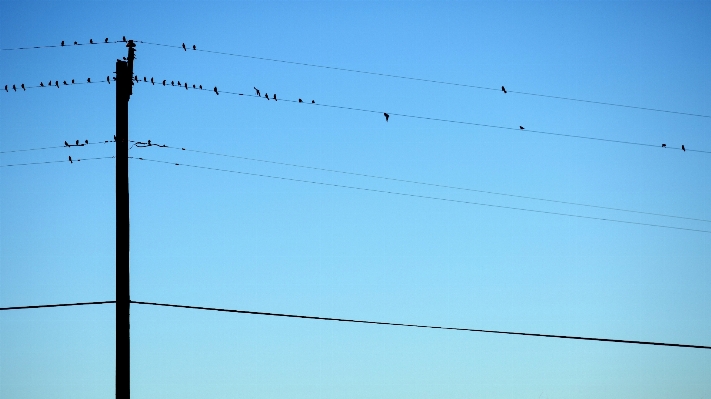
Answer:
[
  {"xmin": 1, "ymin": 40, "xmax": 123, "ymax": 51},
  {"xmin": 137, "ymin": 40, "xmax": 711, "ymax": 119},
  {"xmin": 0, "ymin": 140, "xmax": 115, "ymax": 154},
  {"xmin": 132, "ymin": 301, "xmax": 711, "ymax": 350},
  {"xmin": 0, "ymin": 156, "xmax": 115, "ymax": 168},
  {"xmin": 134, "ymin": 81, "xmax": 710, "ymax": 155},
  {"xmin": 130, "ymin": 156, "xmax": 711, "ymax": 234},
  {"xmin": 133, "ymin": 142, "xmax": 710, "ymax": 224},
  {"xmin": 2, "ymin": 78, "xmax": 112, "ymax": 92},
  {"xmin": 0, "ymin": 300, "xmax": 116, "ymax": 311}
]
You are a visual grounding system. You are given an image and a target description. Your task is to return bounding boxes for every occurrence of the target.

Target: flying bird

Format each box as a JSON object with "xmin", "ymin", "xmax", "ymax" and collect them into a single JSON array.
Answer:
[
  {"xmin": 254, "ymin": 87, "xmax": 260, "ymax": 96},
  {"xmin": 105, "ymin": 38, "xmax": 109, "ymax": 43},
  {"xmin": 662, "ymin": 144, "xmax": 666, "ymax": 148},
  {"xmin": 502, "ymin": 86, "xmax": 507, "ymax": 94},
  {"xmin": 273, "ymin": 93, "xmax": 277, "ymax": 101},
  {"xmin": 214, "ymin": 86, "xmax": 219, "ymax": 95},
  {"xmin": 21, "ymin": 83, "xmax": 25, "ymax": 90},
  {"xmin": 192, "ymin": 45, "xmax": 196, "ymax": 50},
  {"xmin": 182, "ymin": 43, "xmax": 186, "ymax": 51},
  {"xmin": 87, "ymin": 78, "xmax": 91, "ymax": 83},
  {"xmin": 682, "ymin": 145, "xmax": 686, "ymax": 151},
  {"xmin": 384, "ymin": 113, "xmax": 390, "ymax": 122},
  {"xmin": 519, "ymin": 126, "xmax": 524, "ymax": 130},
  {"xmin": 61, "ymin": 41, "xmax": 65, "ymax": 46},
  {"xmin": 65, "ymin": 141, "xmax": 69, "ymax": 147},
  {"xmin": 90, "ymin": 39, "xmax": 94, "ymax": 44},
  {"xmin": 299, "ymin": 99, "xmax": 303, "ymax": 103},
  {"xmin": 68, "ymin": 156, "xmax": 72, "ymax": 163}
]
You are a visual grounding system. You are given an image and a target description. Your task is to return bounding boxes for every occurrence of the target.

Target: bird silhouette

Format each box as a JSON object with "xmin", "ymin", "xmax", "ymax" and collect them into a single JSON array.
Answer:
[
  {"xmin": 254, "ymin": 87, "xmax": 260, "ymax": 96},
  {"xmin": 65, "ymin": 141, "xmax": 69, "ymax": 147},
  {"xmin": 520, "ymin": 126, "xmax": 524, "ymax": 130},
  {"xmin": 299, "ymin": 99, "xmax": 303, "ymax": 103},
  {"xmin": 502, "ymin": 86, "xmax": 507, "ymax": 94},
  {"xmin": 199, "ymin": 85, "xmax": 202, "ymax": 90},
  {"xmin": 662, "ymin": 144, "xmax": 666, "ymax": 148},
  {"xmin": 151, "ymin": 77, "xmax": 154, "ymax": 85},
  {"xmin": 143, "ymin": 77, "xmax": 147, "ymax": 82},
  {"xmin": 192, "ymin": 45, "xmax": 196, "ymax": 50},
  {"xmin": 162, "ymin": 80, "xmax": 166, "ymax": 86},
  {"xmin": 114, "ymin": 135, "xmax": 116, "ymax": 141},
  {"xmin": 72, "ymin": 79, "xmax": 75, "ymax": 84},
  {"xmin": 122, "ymin": 36, "xmax": 127, "ymax": 42},
  {"xmin": 105, "ymin": 38, "xmax": 109, "ymax": 43},
  {"xmin": 61, "ymin": 41, "xmax": 65, "ymax": 46},
  {"xmin": 192, "ymin": 84, "xmax": 196, "ymax": 89},
  {"xmin": 135, "ymin": 76, "xmax": 139, "ymax": 82},
  {"xmin": 74, "ymin": 41, "xmax": 78, "ymax": 45},
  {"xmin": 75, "ymin": 140, "xmax": 79, "ymax": 145},
  {"xmin": 40, "ymin": 82, "xmax": 44, "ymax": 87},
  {"xmin": 69, "ymin": 156, "xmax": 72, "ymax": 163},
  {"xmin": 384, "ymin": 113, "xmax": 390, "ymax": 122},
  {"xmin": 273, "ymin": 93, "xmax": 277, "ymax": 101},
  {"xmin": 87, "ymin": 78, "xmax": 91, "ymax": 83},
  {"xmin": 177, "ymin": 81, "xmax": 181, "ymax": 86},
  {"xmin": 55, "ymin": 81, "xmax": 59, "ymax": 88},
  {"xmin": 12, "ymin": 84, "xmax": 16, "ymax": 91},
  {"xmin": 85, "ymin": 140, "xmax": 88, "ymax": 144},
  {"xmin": 182, "ymin": 43, "xmax": 186, "ymax": 51},
  {"xmin": 4, "ymin": 85, "xmax": 7, "ymax": 92},
  {"xmin": 184, "ymin": 83, "xmax": 188, "ymax": 89},
  {"xmin": 107, "ymin": 76, "xmax": 111, "ymax": 84},
  {"xmin": 214, "ymin": 86, "xmax": 219, "ymax": 95},
  {"xmin": 63, "ymin": 81, "xmax": 68, "ymax": 85},
  {"xmin": 312, "ymin": 100, "xmax": 315, "ymax": 103},
  {"xmin": 21, "ymin": 84, "xmax": 25, "ymax": 91},
  {"xmin": 682, "ymin": 145, "xmax": 686, "ymax": 151},
  {"xmin": 148, "ymin": 140, "xmax": 152, "ymax": 145},
  {"xmin": 265, "ymin": 93, "xmax": 269, "ymax": 100},
  {"xmin": 171, "ymin": 81, "xmax": 174, "ymax": 86},
  {"xmin": 90, "ymin": 39, "xmax": 94, "ymax": 44}
]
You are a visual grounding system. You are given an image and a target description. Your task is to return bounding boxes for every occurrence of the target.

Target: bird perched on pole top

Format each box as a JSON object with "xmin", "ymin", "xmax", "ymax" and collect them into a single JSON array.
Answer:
[
  {"xmin": 182, "ymin": 43, "xmax": 186, "ymax": 51},
  {"xmin": 502, "ymin": 86, "xmax": 507, "ymax": 94},
  {"xmin": 214, "ymin": 86, "xmax": 219, "ymax": 95},
  {"xmin": 384, "ymin": 113, "xmax": 390, "ymax": 122}
]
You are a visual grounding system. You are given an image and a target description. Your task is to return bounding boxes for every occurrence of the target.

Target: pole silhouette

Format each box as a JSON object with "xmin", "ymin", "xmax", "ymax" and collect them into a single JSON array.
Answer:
[{"xmin": 116, "ymin": 39, "xmax": 135, "ymax": 399}]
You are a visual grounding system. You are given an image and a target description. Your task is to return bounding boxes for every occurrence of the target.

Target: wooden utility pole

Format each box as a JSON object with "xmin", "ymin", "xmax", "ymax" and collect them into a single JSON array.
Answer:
[{"xmin": 116, "ymin": 39, "xmax": 135, "ymax": 399}]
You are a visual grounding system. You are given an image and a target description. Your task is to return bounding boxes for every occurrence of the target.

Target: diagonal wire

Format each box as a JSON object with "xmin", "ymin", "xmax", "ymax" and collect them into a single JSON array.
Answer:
[
  {"xmin": 1, "ymin": 40, "xmax": 123, "ymax": 51},
  {"xmin": 0, "ymin": 140, "xmax": 115, "ymax": 154},
  {"xmin": 0, "ymin": 156, "xmax": 115, "ymax": 168},
  {"xmin": 137, "ymin": 40, "xmax": 711, "ymax": 119},
  {"xmin": 130, "ymin": 156, "xmax": 711, "ymax": 234},
  {"xmin": 0, "ymin": 301, "xmax": 116, "ymax": 311},
  {"xmin": 132, "ymin": 301, "xmax": 711, "ymax": 350}
]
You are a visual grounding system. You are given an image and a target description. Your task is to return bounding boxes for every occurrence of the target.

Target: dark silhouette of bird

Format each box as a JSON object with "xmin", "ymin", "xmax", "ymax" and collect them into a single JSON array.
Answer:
[
  {"xmin": 40, "ymin": 82, "xmax": 44, "ymax": 87},
  {"xmin": 682, "ymin": 145, "xmax": 686, "ymax": 151},
  {"xmin": 114, "ymin": 135, "xmax": 116, "ymax": 141},
  {"xmin": 520, "ymin": 126, "xmax": 524, "ymax": 130},
  {"xmin": 199, "ymin": 85, "xmax": 202, "ymax": 90},
  {"xmin": 192, "ymin": 84, "xmax": 196, "ymax": 89},
  {"xmin": 105, "ymin": 38, "xmax": 109, "ymax": 43},
  {"xmin": 299, "ymin": 99, "xmax": 303, "ymax": 103},
  {"xmin": 171, "ymin": 81, "xmax": 174, "ymax": 86},
  {"xmin": 177, "ymin": 81, "xmax": 181, "ymax": 86},
  {"xmin": 502, "ymin": 86, "xmax": 507, "ymax": 94},
  {"xmin": 85, "ymin": 140, "xmax": 88, "ymax": 144},
  {"xmin": 148, "ymin": 140, "xmax": 152, "ymax": 146},
  {"xmin": 123, "ymin": 57, "xmax": 126, "ymax": 60},
  {"xmin": 214, "ymin": 86, "xmax": 219, "ymax": 95},
  {"xmin": 107, "ymin": 76, "xmax": 111, "ymax": 84},
  {"xmin": 72, "ymin": 79, "xmax": 75, "ymax": 84},
  {"xmin": 63, "ymin": 81, "xmax": 68, "ymax": 85},
  {"xmin": 162, "ymin": 80, "xmax": 166, "ymax": 86},
  {"xmin": 61, "ymin": 41, "xmax": 65, "ymax": 46},
  {"xmin": 265, "ymin": 93, "xmax": 269, "ymax": 100},
  {"xmin": 55, "ymin": 81, "xmax": 59, "ymax": 88},
  {"xmin": 184, "ymin": 83, "xmax": 188, "ymax": 89},
  {"xmin": 76, "ymin": 140, "xmax": 80, "ymax": 145},
  {"xmin": 68, "ymin": 156, "xmax": 72, "ymax": 163},
  {"xmin": 21, "ymin": 84, "xmax": 25, "ymax": 91},
  {"xmin": 143, "ymin": 77, "xmax": 147, "ymax": 82},
  {"xmin": 135, "ymin": 76, "xmax": 139, "ymax": 82},
  {"xmin": 74, "ymin": 41, "xmax": 78, "ymax": 45},
  {"xmin": 192, "ymin": 45, "xmax": 196, "ymax": 50},
  {"xmin": 65, "ymin": 141, "xmax": 69, "ymax": 147},
  {"xmin": 90, "ymin": 39, "xmax": 94, "ymax": 44},
  {"xmin": 122, "ymin": 36, "xmax": 127, "ymax": 42},
  {"xmin": 254, "ymin": 87, "xmax": 260, "ymax": 96},
  {"xmin": 273, "ymin": 93, "xmax": 277, "ymax": 101},
  {"xmin": 151, "ymin": 77, "xmax": 154, "ymax": 85},
  {"xmin": 311, "ymin": 100, "xmax": 315, "ymax": 103},
  {"xmin": 87, "ymin": 78, "xmax": 91, "ymax": 83},
  {"xmin": 4, "ymin": 85, "xmax": 6, "ymax": 92},
  {"xmin": 662, "ymin": 144, "xmax": 666, "ymax": 148},
  {"xmin": 384, "ymin": 113, "xmax": 390, "ymax": 122},
  {"xmin": 12, "ymin": 84, "xmax": 16, "ymax": 91},
  {"xmin": 182, "ymin": 43, "xmax": 186, "ymax": 51}
]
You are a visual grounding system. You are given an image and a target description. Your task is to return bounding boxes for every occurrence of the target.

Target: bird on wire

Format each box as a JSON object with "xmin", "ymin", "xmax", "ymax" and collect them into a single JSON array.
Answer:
[
  {"xmin": 4, "ymin": 85, "xmax": 7, "ymax": 92},
  {"xmin": 143, "ymin": 77, "xmax": 147, "ymax": 82},
  {"xmin": 299, "ymin": 99, "xmax": 303, "ymax": 103},
  {"xmin": 177, "ymin": 81, "xmax": 181, "ymax": 86},
  {"xmin": 63, "ymin": 81, "xmax": 68, "ymax": 85},
  {"xmin": 90, "ymin": 39, "xmax": 94, "ymax": 44},
  {"xmin": 72, "ymin": 79, "xmax": 75, "ymax": 84},
  {"xmin": 55, "ymin": 81, "xmax": 59, "ymax": 88},
  {"xmin": 184, "ymin": 82, "xmax": 188, "ymax": 90},
  {"xmin": 171, "ymin": 81, "xmax": 174, "ymax": 86},
  {"xmin": 199, "ymin": 85, "xmax": 202, "ymax": 90},
  {"xmin": 135, "ymin": 76, "xmax": 139, "ymax": 82},
  {"xmin": 682, "ymin": 145, "xmax": 686, "ymax": 151},
  {"xmin": 85, "ymin": 140, "xmax": 88, "ymax": 144},
  {"xmin": 265, "ymin": 93, "xmax": 269, "ymax": 100},
  {"xmin": 87, "ymin": 78, "xmax": 91, "ymax": 83},
  {"xmin": 68, "ymin": 156, "xmax": 73, "ymax": 163},
  {"xmin": 192, "ymin": 45, "xmax": 196, "ymax": 50},
  {"xmin": 75, "ymin": 140, "xmax": 79, "ymax": 145},
  {"xmin": 214, "ymin": 86, "xmax": 219, "ymax": 95},
  {"xmin": 21, "ymin": 83, "xmax": 25, "ymax": 91},
  {"xmin": 65, "ymin": 141, "xmax": 70, "ymax": 147},
  {"xmin": 254, "ymin": 87, "xmax": 260, "ymax": 96},
  {"xmin": 662, "ymin": 144, "xmax": 667, "ymax": 148},
  {"xmin": 192, "ymin": 84, "xmax": 196, "ymax": 89},
  {"xmin": 502, "ymin": 86, "xmax": 507, "ymax": 94},
  {"xmin": 151, "ymin": 77, "xmax": 154, "ymax": 85},
  {"xmin": 107, "ymin": 76, "xmax": 110, "ymax": 84},
  {"xmin": 122, "ymin": 36, "xmax": 127, "ymax": 42},
  {"xmin": 105, "ymin": 38, "xmax": 109, "ymax": 43},
  {"xmin": 273, "ymin": 93, "xmax": 277, "ymax": 101},
  {"xmin": 40, "ymin": 82, "xmax": 44, "ymax": 87},
  {"xmin": 311, "ymin": 100, "xmax": 315, "ymax": 103},
  {"xmin": 12, "ymin": 84, "xmax": 16, "ymax": 91},
  {"xmin": 162, "ymin": 80, "xmax": 166, "ymax": 86},
  {"xmin": 384, "ymin": 113, "xmax": 390, "ymax": 122},
  {"xmin": 520, "ymin": 126, "xmax": 525, "ymax": 130},
  {"xmin": 74, "ymin": 41, "xmax": 78, "ymax": 45},
  {"xmin": 61, "ymin": 41, "xmax": 65, "ymax": 46},
  {"xmin": 182, "ymin": 43, "xmax": 186, "ymax": 51}
]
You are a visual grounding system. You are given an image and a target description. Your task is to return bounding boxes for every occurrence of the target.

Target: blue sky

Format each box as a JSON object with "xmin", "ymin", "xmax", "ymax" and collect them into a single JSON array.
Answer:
[{"xmin": 1, "ymin": 1, "xmax": 710, "ymax": 398}]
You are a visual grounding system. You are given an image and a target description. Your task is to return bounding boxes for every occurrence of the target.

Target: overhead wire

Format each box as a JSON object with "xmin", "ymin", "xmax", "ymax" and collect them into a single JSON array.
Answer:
[
  {"xmin": 137, "ymin": 40, "xmax": 711, "ymax": 119},
  {"xmin": 129, "ymin": 156, "xmax": 711, "ymax": 234},
  {"xmin": 1, "ymin": 38, "xmax": 125, "ymax": 51},
  {"xmin": 0, "ymin": 300, "xmax": 116, "ymax": 311},
  {"xmin": 131, "ymin": 300, "xmax": 711, "ymax": 350},
  {"xmin": 0, "ymin": 156, "xmax": 115, "ymax": 168}
]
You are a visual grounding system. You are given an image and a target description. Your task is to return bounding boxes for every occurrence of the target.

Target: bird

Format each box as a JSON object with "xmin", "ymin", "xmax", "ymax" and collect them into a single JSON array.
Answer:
[
  {"xmin": 85, "ymin": 140, "xmax": 88, "ymax": 144},
  {"xmin": 192, "ymin": 84, "xmax": 196, "ymax": 89},
  {"xmin": 273, "ymin": 93, "xmax": 277, "ymax": 101},
  {"xmin": 299, "ymin": 99, "xmax": 303, "ymax": 103},
  {"xmin": 61, "ymin": 41, "xmax": 65, "ymax": 46},
  {"xmin": 76, "ymin": 140, "xmax": 80, "ymax": 145},
  {"xmin": 311, "ymin": 100, "xmax": 315, "ymax": 104},
  {"xmin": 162, "ymin": 80, "xmax": 166, "ymax": 86},
  {"xmin": 90, "ymin": 39, "xmax": 94, "ymax": 44},
  {"xmin": 114, "ymin": 135, "xmax": 117, "ymax": 141},
  {"xmin": 105, "ymin": 38, "xmax": 109, "ymax": 43},
  {"xmin": 384, "ymin": 113, "xmax": 390, "ymax": 122},
  {"xmin": 68, "ymin": 156, "xmax": 73, "ymax": 163},
  {"xmin": 3, "ymin": 85, "xmax": 6, "ymax": 92},
  {"xmin": 12, "ymin": 84, "xmax": 16, "ymax": 91},
  {"xmin": 214, "ymin": 86, "xmax": 219, "ymax": 95},
  {"xmin": 143, "ymin": 77, "xmax": 147, "ymax": 82},
  {"xmin": 148, "ymin": 140, "xmax": 152, "ymax": 146},
  {"xmin": 682, "ymin": 145, "xmax": 686, "ymax": 151},
  {"xmin": 107, "ymin": 76, "xmax": 111, "ymax": 84},
  {"xmin": 519, "ymin": 126, "xmax": 524, "ymax": 130},
  {"xmin": 135, "ymin": 76, "xmax": 139, "ymax": 82},
  {"xmin": 177, "ymin": 81, "xmax": 181, "ymax": 86},
  {"xmin": 63, "ymin": 81, "xmax": 68, "ymax": 85},
  {"xmin": 184, "ymin": 83, "xmax": 188, "ymax": 89},
  {"xmin": 55, "ymin": 81, "xmax": 59, "ymax": 88},
  {"xmin": 151, "ymin": 77, "xmax": 154, "ymax": 85},
  {"xmin": 254, "ymin": 87, "xmax": 260, "ymax": 96},
  {"xmin": 21, "ymin": 83, "xmax": 25, "ymax": 90},
  {"xmin": 502, "ymin": 86, "xmax": 507, "ymax": 94},
  {"xmin": 265, "ymin": 93, "xmax": 269, "ymax": 100},
  {"xmin": 171, "ymin": 81, "xmax": 174, "ymax": 86},
  {"xmin": 199, "ymin": 85, "xmax": 202, "ymax": 90},
  {"xmin": 192, "ymin": 45, "xmax": 196, "ymax": 50},
  {"xmin": 182, "ymin": 43, "xmax": 186, "ymax": 51},
  {"xmin": 87, "ymin": 78, "xmax": 91, "ymax": 83},
  {"xmin": 122, "ymin": 36, "xmax": 127, "ymax": 42},
  {"xmin": 74, "ymin": 41, "xmax": 78, "ymax": 45},
  {"xmin": 662, "ymin": 144, "xmax": 666, "ymax": 148},
  {"xmin": 71, "ymin": 79, "xmax": 75, "ymax": 84},
  {"xmin": 65, "ymin": 141, "xmax": 70, "ymax": 147},
  {"xmin": 40, "ymin": 82, "xmax": 44, "ymax": 87}
]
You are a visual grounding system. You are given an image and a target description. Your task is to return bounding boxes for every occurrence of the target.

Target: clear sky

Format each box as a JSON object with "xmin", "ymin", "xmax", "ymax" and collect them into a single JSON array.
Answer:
[{"xmin": 1, "ymin": 1, "xmax": 710, "ymax": 398}]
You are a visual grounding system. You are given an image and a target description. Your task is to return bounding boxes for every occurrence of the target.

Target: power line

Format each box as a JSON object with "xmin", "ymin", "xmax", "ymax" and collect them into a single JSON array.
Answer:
[
  {"xmin": 0, "ymin": 300, "xmax": 115, "ymax": 311},
  {"xmin": 0, "ymin": 140, "xmax": 115, "ymax": 154},
  {"xmin": 0, "ymin": 156, "xmax": 114, "ymax": 168},
  {"xmin": 1, "ymin": 38, "xmax": 124, "ymax": 51},
  {"xmin": 131, "ymin": 300, "xmax": 711, "ymax": 350},
  {"xmin": 130, "ymin": 156, "xmax": 711, "ymax": 234},
  {"xmin": 137, "ymin": 40, "xmax": 711, "ymax": 119},
  {"xmin": 2, "ymin": 78, "xmax": 112, "ymax": 92},
  {"xmin": 130, "ymin": 142, "xmax": 711, "ymax": 224}
]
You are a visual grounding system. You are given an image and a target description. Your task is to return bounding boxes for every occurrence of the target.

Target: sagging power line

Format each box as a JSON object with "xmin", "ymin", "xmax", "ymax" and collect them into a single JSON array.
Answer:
[
  {"xmin": 1, "ymin": 36, "xmax": 128, "ymax": 51},
  {"xmin": 0, "ymin": 156, "xmax": 114, "ymax": 168}
]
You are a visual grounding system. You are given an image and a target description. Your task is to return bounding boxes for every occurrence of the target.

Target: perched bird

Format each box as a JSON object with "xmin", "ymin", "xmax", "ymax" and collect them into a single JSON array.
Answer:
[
  {"xmin": 265, "ymin": 93, "xmax": 269, "ymax": 100},
  {"xmin": 87, "ymin": 78, "xmax": 91, "ymax": 83},
  {"xmin": 107, "ymin": 76, "xmax": 111, "ymax": 84},
  {"xmin": 85, "ymin": 140, "xmax": 88, "ymax": 144},
  {"xmin": 21, "ymin": 83, "xmax": 25, "ymax": 91},
  {"xmin": 63, "ymin": 81, "xmax": 68, "ymax": 85},
  {"xmin": 192, "ymin": 45, "xmax": 196, "ymax": 50},
  {"xmin": 662, "ymin": 144, "xmax": 667, "ymax": 148},
  {"xmin": 177, "ymin": 81, "xmax": 181, "ymax": 86},
  {"xmin": 74, "ymin": 41, "xmax": 78, "ymax": 45},
  {"xmin": 61, "ymin": 40, "xmax": 65, "ymax": 46},
  {"xmin": 199, "ymin": 85, "xmax": 202, "ymax": 90},
  {"xmin": 148, "ymin": 140, "xmax": 152, "ymax": 145},
  {"xmin": 72, "ymin": 79, "xmax": 75, "ymax": 84},
  {"xmin": 151, "ymin": 77, "xmax": 154, "ymax": 85},
  {"xmin": 4, "ymin": 85, "xmax": 6, "ymax": 92},
  {"xmin": 68, "ymin": 156, "xmax": 73, "ymax": 163},
  {"xmin": 311, "ymin": 100, "xmax": 315, "ymax": 104},
  {"xmin": 384, "ymin": 113, "xmax": 390, "ymax": 122},
  {"xmin": 182, "ymin": 43, "xmax": 186, "ymax": 51},
  {"xmin": 90, "ymin": 39, "xmax": 94, "ymax": 44},
  {"xmin": 171, "ymin": 81, "xmax": 174, "ymax": 86},
  {"xmin": 299, "ymin": 99, "xmax": 303, "ymax": 103},
  {"xmin": 114, "ymin": 135, "xmax": 116, "ymax": 140},
  {"xmin": 76, "ymin": 140, "xmax": 79, "ymax": 145},
  {"xmin": 143, "ymin": 77, "xmax": 147, "ymax": 82},
  {"xmin": 214, "ymin": 86, "xmax": 219, "ymax": 95},
  {"xmin": 162, "ymin": 80, "xmax": 166, "ymax": 86},
  {"xmin": 254, "ymin": 87, "xmax": 260, "ymax": 96},
  {"xmin": 12, "ymin": 84, "xmax": 16, "ymax": 91},
  {"xmin": 192, "ymin": 84, "xmax": 196, "ymax": 89},
  {"xmin": 519, "ymin": 126, "xmax": 524, "ymax": 130},
  {"xmin": 55, "ymin": 81, "xmax": 59, "ymax": 88},
  {"xmin": 65, "ymin": 141, "xmax": 70, "ymax": 147},
  {"xmin": 40, "ymin": 82, "xmax": 44, "ymax": 87},
  {"xmin": 135, "ymin": 76, "xmax": 139, "ymax": 82},
  {"xmin": 122, "ymin": 36, "xmax": 127, "ymax": 42},
  {"xmin": 105, "ymin": 38, "xmax": 109, "ymax": 43},
  {"xmin": 184, "ymin": 83, "xmax": 188, "ymax": 89},
  {"xmin": 682, "ymin": 145, "xmax": 686, "ymax": 151},
  {"xmin": 273, "ymin": 93, "xmax": 277, "ymax": 101},
  {"xmin": 502, "ymin": 86, "xmax": 507, "ymax": 94}
]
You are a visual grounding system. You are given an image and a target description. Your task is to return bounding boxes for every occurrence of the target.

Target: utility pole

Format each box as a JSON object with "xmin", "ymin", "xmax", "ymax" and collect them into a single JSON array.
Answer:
[{"xmin": 116, "ymin": 39, "xmax": 135, "ymax": 399}]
